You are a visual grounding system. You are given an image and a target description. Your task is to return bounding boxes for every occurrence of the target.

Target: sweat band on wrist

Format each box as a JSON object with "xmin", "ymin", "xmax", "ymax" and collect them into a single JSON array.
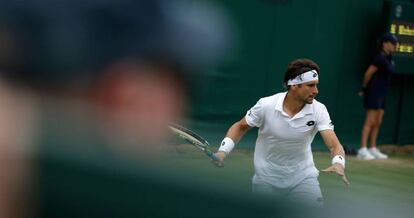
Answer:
[
  {"xmin": 332, "ymin": 155, "xmax": 345, "ymax": 168},
  {"xmin": 218, "ymin": 137, "xmax": 235, "ymax": 155}
]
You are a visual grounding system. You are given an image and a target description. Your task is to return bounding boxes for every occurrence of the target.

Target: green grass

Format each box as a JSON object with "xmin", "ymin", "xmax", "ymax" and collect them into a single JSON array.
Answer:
[{"xmin": 166, "ymin": 145, "xmax": 414, "ymax": 214}]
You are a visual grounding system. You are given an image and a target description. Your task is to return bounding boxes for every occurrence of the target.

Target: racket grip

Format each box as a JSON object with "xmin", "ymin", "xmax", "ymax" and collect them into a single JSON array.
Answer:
[
  {"xmin": 206, "ymin": 150, "xmax": 221, "ymax": 162},
  {"xmin": 211, "ymin": 153, "xmax": 221, "ymax": 162}
]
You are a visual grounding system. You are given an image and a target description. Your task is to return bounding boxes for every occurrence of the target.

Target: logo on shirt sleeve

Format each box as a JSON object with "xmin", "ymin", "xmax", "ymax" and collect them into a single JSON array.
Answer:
[{"xmin": 306, "ymin": 121, "xmax": 315, "ymax": 126}]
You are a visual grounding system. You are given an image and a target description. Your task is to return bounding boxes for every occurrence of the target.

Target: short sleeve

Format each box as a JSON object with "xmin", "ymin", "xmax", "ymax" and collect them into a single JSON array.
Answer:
[
  {"xmin": 245, "ymin": 99, "xmax": 264, "ymax": 127},
  {"xmin": 371, "ymin": 54, "xmax": 386, "ymax": 69},
  {"xmin": 316, "ymin": 104, "xmax": 334, "ymax": 131}
]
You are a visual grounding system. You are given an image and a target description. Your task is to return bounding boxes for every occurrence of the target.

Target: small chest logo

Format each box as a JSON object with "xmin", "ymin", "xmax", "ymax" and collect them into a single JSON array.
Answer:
[{"xmin": 306, "ymin": 121, "xmax": 315, "ymax": 126}]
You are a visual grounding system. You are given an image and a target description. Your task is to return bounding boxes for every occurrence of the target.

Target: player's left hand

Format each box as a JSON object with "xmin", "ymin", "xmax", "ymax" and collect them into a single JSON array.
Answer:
[{"xmin": 321, "ymin": 163, "xmax": 350, "ymax": 187}]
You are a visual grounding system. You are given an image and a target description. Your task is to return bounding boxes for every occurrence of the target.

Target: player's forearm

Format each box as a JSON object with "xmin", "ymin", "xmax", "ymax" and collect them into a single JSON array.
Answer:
[
  {"xmin": 329, "ymin": 144, "xmax": 345, "ymax": 158},
  {"xmin": 218, "ymin": 119, "xmax": 250, "ymax": 155},
  {"xmin": 325, "ymin": 141, "xmax": 346, "ymax": 169},
  {"xmin": 225, "ymin": 121, "xmax": 250, "ymax": 144},
  {"xmin": 321, "ymin": 130, "xmax": 345, "ymax": 157}
]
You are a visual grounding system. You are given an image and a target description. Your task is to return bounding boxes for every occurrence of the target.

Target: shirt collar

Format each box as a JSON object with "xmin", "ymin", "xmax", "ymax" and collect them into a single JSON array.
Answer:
[
  {"xmin": 274, "ymin": 92, "xmax": 287, "ymax": 112},
  {"xmin": 275, "ymin": 92, "xmax": 314, "ymax": 118}
]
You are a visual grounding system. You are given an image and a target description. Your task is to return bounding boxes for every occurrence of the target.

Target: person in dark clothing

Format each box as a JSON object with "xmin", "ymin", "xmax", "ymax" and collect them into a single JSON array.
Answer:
[{"xmin": 357, "ymin": 33, "xmax": 397, "ymax": 160}]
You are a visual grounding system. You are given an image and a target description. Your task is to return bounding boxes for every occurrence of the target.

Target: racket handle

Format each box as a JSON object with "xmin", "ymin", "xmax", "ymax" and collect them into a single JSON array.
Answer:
[{"xmin": 206, "ymin": 150, "xmax": 221, "ymax": 162}]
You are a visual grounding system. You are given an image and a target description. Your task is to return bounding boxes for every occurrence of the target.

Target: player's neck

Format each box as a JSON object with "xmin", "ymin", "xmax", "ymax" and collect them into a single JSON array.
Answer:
[{"xmin": 283, "ymin": 92, "xmax": 305, "ymax": 118}]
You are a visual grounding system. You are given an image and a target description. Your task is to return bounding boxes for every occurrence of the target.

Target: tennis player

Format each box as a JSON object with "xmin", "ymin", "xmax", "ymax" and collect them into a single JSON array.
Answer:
[{"xmin": 215, "ymin": 59, "xmax": 349, "ymax": 207}]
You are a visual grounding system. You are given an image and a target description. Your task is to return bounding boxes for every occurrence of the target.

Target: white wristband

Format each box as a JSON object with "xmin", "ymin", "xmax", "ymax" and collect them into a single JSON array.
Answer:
[
  {"xmin": 332, "ymin": 155, "xmax": 345, "ymax": 168},
  {"xmin": 218, "ymin": 137, "xmax": 235, "ymax": 155}
]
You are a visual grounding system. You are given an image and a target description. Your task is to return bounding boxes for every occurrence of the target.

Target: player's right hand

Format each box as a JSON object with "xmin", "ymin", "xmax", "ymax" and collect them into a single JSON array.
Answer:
[{"xmin": 213, "ymin": 151, "xmax": 226, "ymax": 167}]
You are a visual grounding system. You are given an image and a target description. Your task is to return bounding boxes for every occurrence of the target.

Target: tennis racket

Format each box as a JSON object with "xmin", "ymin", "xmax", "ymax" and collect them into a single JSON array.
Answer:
[{"xmin": 168, "ymin": 123, "xmax": 222, "ymax": 165}]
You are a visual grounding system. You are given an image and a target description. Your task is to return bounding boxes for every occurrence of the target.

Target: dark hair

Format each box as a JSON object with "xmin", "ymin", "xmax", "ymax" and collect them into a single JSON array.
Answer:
[{"xmin": 283, "ymin": 59, "xmax": 320, "ymax": 88}]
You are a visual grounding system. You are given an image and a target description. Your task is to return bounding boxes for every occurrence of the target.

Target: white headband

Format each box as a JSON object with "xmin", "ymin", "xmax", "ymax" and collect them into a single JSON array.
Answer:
[{"xmin": 287, "ymin": 70, "xmax": 318, "ymax": 85}]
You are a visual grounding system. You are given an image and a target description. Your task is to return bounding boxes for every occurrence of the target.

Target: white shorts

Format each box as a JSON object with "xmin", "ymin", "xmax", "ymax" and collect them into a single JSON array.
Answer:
[{"xmin": 252, "ymin": 176, "xmax": 324, "ymax": 208}]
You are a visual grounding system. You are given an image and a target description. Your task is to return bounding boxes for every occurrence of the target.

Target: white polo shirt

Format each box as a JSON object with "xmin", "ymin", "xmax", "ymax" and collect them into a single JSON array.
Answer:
[{"xmin": 245, "ymin": 92, "xmax": 333, "ymax": 188}]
